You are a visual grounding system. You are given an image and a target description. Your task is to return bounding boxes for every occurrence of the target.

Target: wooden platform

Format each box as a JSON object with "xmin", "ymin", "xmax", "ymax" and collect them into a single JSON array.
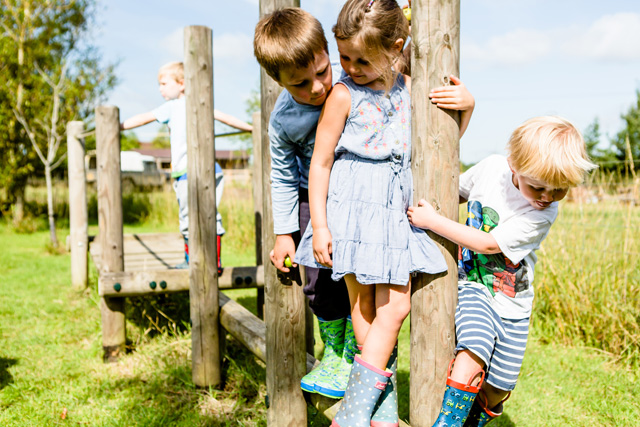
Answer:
[{"xmin": 90, "ymin": 232, "xmax": 185, "ymax": 272}]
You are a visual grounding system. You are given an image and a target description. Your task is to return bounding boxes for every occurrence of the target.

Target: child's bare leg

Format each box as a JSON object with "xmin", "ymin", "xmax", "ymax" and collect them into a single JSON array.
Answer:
[
  {"xmin": 450, "ymin": 349, "xmax": 485, "ymax": 385},
  {"xmin": 344, "ymin": 274, "xmax": 376, "ymax": 346},
  {"xmin": 360, "ymin": 282, "xmax": 411, "ymax": 370},
  {"xmin": 480, "ymin": 382, "xmax": 510, "ymax": 409}
]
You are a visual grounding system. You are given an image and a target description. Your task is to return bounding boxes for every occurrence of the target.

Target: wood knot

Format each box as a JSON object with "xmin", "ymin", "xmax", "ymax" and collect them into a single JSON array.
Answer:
[
  {"xmin": 443, "ymin": 75, "xmax": 450, "ymax": 85},
  {"xmin": 443, "ymin": 33, "xmax": 450, "ymax": 45}
]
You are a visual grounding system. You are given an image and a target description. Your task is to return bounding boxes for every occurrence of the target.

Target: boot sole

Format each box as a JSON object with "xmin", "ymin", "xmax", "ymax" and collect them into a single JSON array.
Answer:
[{"xmin": 313, "ymin": 383, "xmax": 345, "ymax": 398}]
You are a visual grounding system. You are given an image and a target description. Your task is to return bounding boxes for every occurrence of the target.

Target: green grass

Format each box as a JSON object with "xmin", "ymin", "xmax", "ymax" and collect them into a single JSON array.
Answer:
[{"xmin": 1, "ymin": 180, "xmax": 639, "ymax": 425}]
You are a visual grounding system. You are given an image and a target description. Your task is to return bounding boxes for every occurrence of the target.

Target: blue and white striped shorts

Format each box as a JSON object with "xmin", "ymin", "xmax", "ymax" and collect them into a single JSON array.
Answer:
[{"xmin": 455, "ymin": 283, "xmax": 530, "ymax": 391}]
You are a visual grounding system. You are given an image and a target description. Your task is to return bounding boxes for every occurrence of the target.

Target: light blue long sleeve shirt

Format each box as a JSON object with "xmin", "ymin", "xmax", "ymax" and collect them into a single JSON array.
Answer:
[{"xmin": 269, "ymin": 63, "xmax": 343, "ymax": 235}]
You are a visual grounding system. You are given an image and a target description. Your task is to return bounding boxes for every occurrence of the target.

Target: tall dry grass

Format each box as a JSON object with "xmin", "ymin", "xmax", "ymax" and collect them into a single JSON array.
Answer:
[{"xmin": 533, "ymin": 171, "xmax": 640, "ymax": 367}]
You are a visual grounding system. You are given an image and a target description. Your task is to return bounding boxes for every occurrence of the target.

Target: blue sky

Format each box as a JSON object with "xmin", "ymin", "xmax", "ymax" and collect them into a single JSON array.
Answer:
[{"xmin": 98, "ymin": 0, "xmax": 640, "ymax": 164}]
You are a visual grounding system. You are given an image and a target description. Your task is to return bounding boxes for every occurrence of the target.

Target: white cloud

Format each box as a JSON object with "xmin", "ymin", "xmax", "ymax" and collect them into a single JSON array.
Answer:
[
  {"xmin": 158, "ymin": 27, "xmax": 184, "ymax": 59},
  {"xmin": 465, "ymin": 28, "xmax": 553, "ymax": 67},
  {"xmin": 564, "ymin": 12, "xmax": 640, "ymax": 62},
  {"xmin": 213, "ymin": 33, "xmax": 253, "ymax": 63}
]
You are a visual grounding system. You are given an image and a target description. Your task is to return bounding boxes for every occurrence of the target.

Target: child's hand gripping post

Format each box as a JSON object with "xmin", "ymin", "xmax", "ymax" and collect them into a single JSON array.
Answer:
[{"xmin": 407, "ymin": 199, "xmax": 438, "ymax": 230}]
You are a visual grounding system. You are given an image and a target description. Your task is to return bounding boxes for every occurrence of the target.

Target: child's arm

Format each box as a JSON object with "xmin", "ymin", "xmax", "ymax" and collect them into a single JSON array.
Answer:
[
  {"xmin": 214, "ymin": 109, "xmax": 253, "ymax": 132},
  {"xmin": 120, "ymin": 112, "xmax": 156, "ymax": 130},
  {"xmin": 407, "ymin": 199, "xmax": 501, "ymax": 254},
  {"xmin": 308, "ymin": 85, "xmax": 350, "ymax": 268},
  {"xmin": 269, "ymin": 124, "xmax": 301, "ymax": 273},
  {"xmin": 429, "ymin": 75, "xmax": 475, "ymax": 137}
]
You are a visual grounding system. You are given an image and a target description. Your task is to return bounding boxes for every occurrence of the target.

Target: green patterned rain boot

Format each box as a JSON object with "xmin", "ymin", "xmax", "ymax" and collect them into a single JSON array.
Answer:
[
  {"xmin": 463, "ymin": 390, "xmax": 510, "ymax": 427},
  {"xmin": 431, "ymin": 360, "xmax": 485, "ymax": 427},
  {"xmin": 300, "ymin": 317, "xmax": 346, "ymax": 393},
  {"xmin": 314, "ymin": 316, "xmax": 357, "ymax": 398},
  {"xmin": 371, "ymin": 343, "xmax": 398, "ymax": 426},
  {"xmin": 331, "ymin": 355, "xmax": 392, "ymax": 427}
]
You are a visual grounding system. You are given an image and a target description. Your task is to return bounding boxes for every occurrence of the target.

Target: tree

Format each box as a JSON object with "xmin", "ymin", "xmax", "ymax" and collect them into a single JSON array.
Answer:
[
  {"xmin": 0, "ymin": 0, "xmax": 116, "ymax": 247},
  {"xmin": 121, "ymin": 131, "xmax": 140, "ymax": 151},
  {"xmin": 612, "ymin": 90, "xmax": 640, "ymax": 167}
]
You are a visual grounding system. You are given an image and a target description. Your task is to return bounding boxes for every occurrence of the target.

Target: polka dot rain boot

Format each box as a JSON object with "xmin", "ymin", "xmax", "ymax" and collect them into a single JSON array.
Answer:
[
  {"xmin": 463, "ymin": 390, "xmax": 510, "ymax": 427},
  {"xmin": 431, "ymin": 360, "xmax": 485, "ymax": 427},
  {"xmin": 331, "ymin": 355, "xmax": 392, "ymax": 427},
  {"xmin": 314, "ymin": 316, "xmax": 358, "ymax": 398},
  {"xmin": 300, "ymin": 317, "xmax": 346, "ymax": 393},
  {"xmin": 370, "ymin": 343, "xmax": 399, "ymax": 427}
]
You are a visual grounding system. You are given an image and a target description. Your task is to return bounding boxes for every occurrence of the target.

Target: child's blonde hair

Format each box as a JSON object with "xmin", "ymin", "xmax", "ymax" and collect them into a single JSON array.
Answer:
[
  {"xmin": 253, "ymin": 8, "xmax": 328, "ymax": 83},
  {"xmin": 158, "ymin": 61, "xmax": 184, "ymax": 83},
  {"xmin": 333, "ymin": 0, "xmax": 409, "ymax": 92},
  {"xmin": 507, "ymin": 116, "xmax": 597, "ymax": 188}
]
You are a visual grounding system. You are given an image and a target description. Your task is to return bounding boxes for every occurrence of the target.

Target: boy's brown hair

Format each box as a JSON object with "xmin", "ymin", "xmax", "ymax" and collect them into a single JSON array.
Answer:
[
  {"xmin": 507, "ymin": 116, "xmax": 597, "ymax": 188},
  {"xmin": 158, "ymin": 61, "xmax": 184, "ymax": 82},
  {"xmin": 253, "ymin": 7, "xmax": 328, "ymax": 82}
]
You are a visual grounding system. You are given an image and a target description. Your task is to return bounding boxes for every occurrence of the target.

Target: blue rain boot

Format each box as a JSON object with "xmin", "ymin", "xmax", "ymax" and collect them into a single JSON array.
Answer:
[
  {"xmin": 431, "ymin": 360, "xmax": 485, "ymax": 427},
  {"xmin": 331, "ymin": 355, "xmax": 392, "ymax": 427},
  {"xmin": 314, "ymin": 316, "xmax": 358, "ymax": 398},
  {"xmin": 463, "ymin": 390, "xmax": 510, "ymax": 427},
  {"xmin": 300, "ymin": 317, "xmax": 346, "ymax": 393},
  {"xmin": 370, "ymin": 343, "xmax": 399, "ymax": 426},
  {"xmin": 174, "ymin": 237, "xmax": 189, "ymax": 269}
]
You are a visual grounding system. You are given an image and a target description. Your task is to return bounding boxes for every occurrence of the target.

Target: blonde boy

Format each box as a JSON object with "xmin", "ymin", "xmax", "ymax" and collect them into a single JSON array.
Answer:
[
  {"xmin": 121, "ymin": 61, "xmax": 252, "ymax": 270},
  {"xmin": 408, "ymin": 116, "xmax": 597, "ymax": 426}
]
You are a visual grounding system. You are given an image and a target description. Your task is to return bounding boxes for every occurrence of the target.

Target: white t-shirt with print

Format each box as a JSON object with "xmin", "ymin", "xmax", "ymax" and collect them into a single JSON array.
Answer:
[
  {"xmin": 458, "ymin": 154, "xmax": 558, "ymax": 319},
  {"xmin": 152, "ymin": 97, "xmax": 187, "ymax": 177}
]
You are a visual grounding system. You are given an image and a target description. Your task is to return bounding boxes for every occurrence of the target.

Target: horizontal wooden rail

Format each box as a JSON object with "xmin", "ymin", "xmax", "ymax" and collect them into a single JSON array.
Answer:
[
  {"xmin": 99, "ymin": 266, "xmax": 264, "ymax": 297},
  {"xmin": 217, "ymin": 292, "xmax": 410, "ymax": 426}
]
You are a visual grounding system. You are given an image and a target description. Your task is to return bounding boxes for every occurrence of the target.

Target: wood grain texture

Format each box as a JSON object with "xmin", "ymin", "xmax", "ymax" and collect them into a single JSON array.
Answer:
[
  {"xmin": 67, "ymin": 121, "xmax": 88, "ymax": 290},
  {"xmin": 409, "ymin": 0, "xmax": 461, "ymax": 425},
  {"xmin": 95, "ymin": 106, "xmax": 126, "ymax": 362},
  {"xmin": 184, "ymin": 25, "xmax": 221, "ymax": 388},
  {"xmin": 99, "ymin": 266, "xmax": 265, "ymax": 297},
  {"xmin": 259, "ymin": 1, "xmax": 307, "ymax": 425}
]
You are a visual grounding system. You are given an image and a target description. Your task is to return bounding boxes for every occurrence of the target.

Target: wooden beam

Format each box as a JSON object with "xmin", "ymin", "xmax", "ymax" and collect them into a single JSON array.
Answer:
[
  {"xmin": 252, "ymin": 111, "xmax": 265, "ymax": 319},
  {"xmin": 96, "ymin": 105, "xmax": 126, "ymax": 363},
  {"xmin": 99, "ymin": 266, "xmax": 265, "ymax": 297},
  {"xmin": 259, "ymin": 1, "xmax": 307, "ymax": 425},
  {"xmin": 67, "ymin": 120, "xmax": 88, "ymax": 291},
  {"xmin": 410, "ymin": 0, "xmax": 461, "ymax": 425},
  {"xmin": 184, "ymin": 25, "xmax": 221, "ymax": 388}
]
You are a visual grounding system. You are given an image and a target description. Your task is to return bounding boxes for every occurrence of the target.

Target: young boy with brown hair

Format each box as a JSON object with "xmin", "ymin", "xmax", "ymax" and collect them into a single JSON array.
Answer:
[
  {"xmin": 408, "ymin": 116, "xmax": 597, "ymax": 427},
  {"xmin": 121, "ymin": 61, "xmax": 252, "ymax": 271},
  {"xmin": 254, "ymin": 7, "xmax": 353, "ymax": 398}
]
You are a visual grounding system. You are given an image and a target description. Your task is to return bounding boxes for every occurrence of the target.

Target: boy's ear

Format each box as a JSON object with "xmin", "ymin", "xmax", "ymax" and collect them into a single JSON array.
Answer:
[
  {"xmin": 393, "ymin": 38, "xmax": 405, "ymax": 54},
  {"xmin": 507, "ymin": 157, "xmax": 517, "ymax": 175}
]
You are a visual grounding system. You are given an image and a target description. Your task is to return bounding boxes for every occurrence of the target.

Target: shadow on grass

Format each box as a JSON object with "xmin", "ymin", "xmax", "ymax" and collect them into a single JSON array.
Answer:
[
  {"xmin": 94, "ymin": 336, "xmax": 267, "ymax": 426},
  {"xmin": 0, "ymin": 357, "xmax": 17, "ymax": 390}
]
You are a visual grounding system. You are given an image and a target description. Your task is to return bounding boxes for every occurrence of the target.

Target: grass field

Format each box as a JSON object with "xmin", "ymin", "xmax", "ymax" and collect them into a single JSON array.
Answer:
[{"xmin": 0, "ymin": 179, "xmax": 638, "ymax": 426}]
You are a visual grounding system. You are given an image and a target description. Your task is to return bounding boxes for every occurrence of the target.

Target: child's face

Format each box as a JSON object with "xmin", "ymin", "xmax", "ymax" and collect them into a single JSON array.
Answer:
[
  {"xmin": 511, "ymin": 172, "xmax": 569, "ymax": 210},
  {"xmin": 337, "ymin": 39, "xmax": 380, "ymax": 88},
  {"xmin": 278, "ymin": 50, "xmax": 332, "ymax": 106},
  {"xmin": 158, "ymin": 74, "xmax": 184, "ymax": 100}
]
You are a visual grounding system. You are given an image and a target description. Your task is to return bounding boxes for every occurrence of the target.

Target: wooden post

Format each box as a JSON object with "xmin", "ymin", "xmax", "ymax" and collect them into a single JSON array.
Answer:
[
  {"xmin": 410, "ymin": 0, "xmax": 461, "ymax": 424},
  {"xmin": 96, "ymin": 106, "xmax": 126, "ymax": 363},
  {"xmin": 252, "ymin": 111, "xmax": 265, "ymax": 319},
  {"xmin": 67, "ymin": 121, "xmax": 88, "ymax": 290},
  {"xmin": 184, "ymin": 25, "xmax": 221, "ymax": 388},
  {"xmin": 259, "ymin": 1, "xmax": 307, "ymax": 425}
]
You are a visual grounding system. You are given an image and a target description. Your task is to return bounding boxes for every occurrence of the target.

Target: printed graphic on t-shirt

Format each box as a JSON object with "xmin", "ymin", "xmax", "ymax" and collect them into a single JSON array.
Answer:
[{"xmin": 458, "ymin": 200, "xmax": 530, "ymax": 297}]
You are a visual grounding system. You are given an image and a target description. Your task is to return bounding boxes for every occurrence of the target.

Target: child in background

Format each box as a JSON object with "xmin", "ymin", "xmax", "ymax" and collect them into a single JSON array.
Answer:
[
  {"xmin": 294, "ymin": 0, "xmax": 475, "ymax": 425},
  {"xmin": 121, "ymin": 61, "xmax": 252, "ymax": 271},
  {"xmin": 253, "ymin": 8, "xmax": 354, "ymax": 398},
  {"xmin": 408, "ymin": 116, "xmax": 596, "ymax": 427}
]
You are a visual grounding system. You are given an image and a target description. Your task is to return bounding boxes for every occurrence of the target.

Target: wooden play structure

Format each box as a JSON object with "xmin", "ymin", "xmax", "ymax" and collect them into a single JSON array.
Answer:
[{"xmin": 67, "ymin": 0, "xmax": 461, "ymax": 424}]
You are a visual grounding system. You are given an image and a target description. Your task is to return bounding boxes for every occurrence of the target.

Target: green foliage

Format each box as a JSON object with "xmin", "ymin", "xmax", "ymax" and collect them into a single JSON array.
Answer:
[
  {"xmin": 121, "ymin": 130, "xmax": 140, "ymax": 151},
  {"xmin": 152, "ymin": 124, "xmax": 170, "ymax": 148},
  {"xmin": 612, "ymin": 90, "xmax": 640, "ymax": 164},
  {"xmin": 0, "ymin": 0, "xmax": 116, "ymax": 220}
]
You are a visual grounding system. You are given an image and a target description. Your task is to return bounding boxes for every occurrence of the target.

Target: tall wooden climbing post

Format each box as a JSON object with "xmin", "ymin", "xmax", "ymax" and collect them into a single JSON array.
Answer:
[
  {"xmin": 184, "ymin": 25, "xmax": 222, "ymax": 388},
  {"xmin": 410, "ymin": 0, "xmax": 461, "ymax": 425},
  {"xmin": 96, "ymin": 105, "xmax": 126, "ymax": 363},
  {"xmin": 258, "ymin": 1, "xmax": 308, "ymax": 426}
]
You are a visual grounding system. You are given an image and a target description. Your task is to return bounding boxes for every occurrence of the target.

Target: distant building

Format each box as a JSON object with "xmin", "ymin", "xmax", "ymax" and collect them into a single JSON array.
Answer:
[{"xmin": 132, "ymin": 142, "xmax": 250, "ymax": 173}]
